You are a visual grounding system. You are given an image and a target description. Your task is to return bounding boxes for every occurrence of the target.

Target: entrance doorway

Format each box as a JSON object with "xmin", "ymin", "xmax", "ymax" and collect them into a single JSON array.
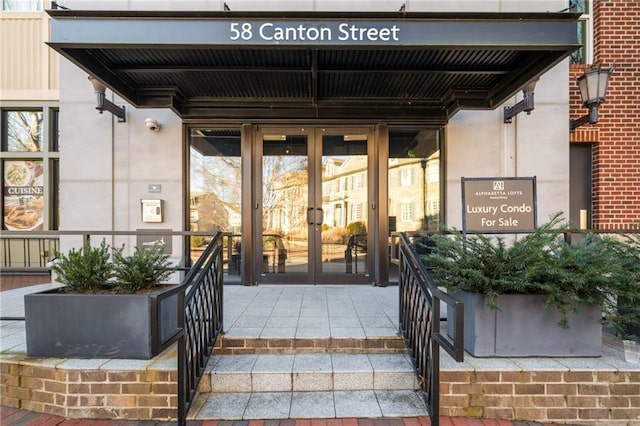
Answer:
[
  {"xmin": 188, "ymin": 125, "xmax": 443, "ymax": 286},
  {"xmin": 254, "ymin": 127, "xmax": 374, "ymax": 284}
]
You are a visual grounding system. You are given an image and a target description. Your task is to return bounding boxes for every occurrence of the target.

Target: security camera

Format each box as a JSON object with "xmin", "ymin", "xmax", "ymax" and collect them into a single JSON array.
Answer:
[{"xmin": 145, "ymin": 118, "xmax": 161, "ymax": 132}]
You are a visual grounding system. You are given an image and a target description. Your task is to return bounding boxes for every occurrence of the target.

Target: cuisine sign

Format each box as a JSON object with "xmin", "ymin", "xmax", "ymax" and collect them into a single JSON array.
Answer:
[
  {"xmin": 3, "ymin": 161, "xmax": 44, "ymax": 231},
  {"xmin": 462, "ymin": 177, "xmax": 537, "ymax": 233}
]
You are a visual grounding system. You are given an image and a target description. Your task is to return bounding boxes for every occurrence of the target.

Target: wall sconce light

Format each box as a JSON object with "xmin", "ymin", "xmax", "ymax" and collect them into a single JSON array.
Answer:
[
  {"xmin": 88, "ymin": 76, "xmax": 126, "ymax": 122},
  {"xmin": 570, "ymin": 65, "xmax": 614, "ymax": 132},
  {"xmin": 503, "ymin": 80, "xmax": 538, "ymax": 123}
]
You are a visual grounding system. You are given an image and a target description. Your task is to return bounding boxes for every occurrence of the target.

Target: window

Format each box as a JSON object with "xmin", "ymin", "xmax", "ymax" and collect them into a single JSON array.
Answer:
[
  {"xmin": 2, "ymin": 0, "xmax": 42, "ymax": 11},
  {"xmin": 400, "ymin": 203, "xmax": 414, "ymax": 222},
  {"xmin": 428, "ymin": 199, "xmax": 440, "ymax": 218},
  {"xmin": 1, "ymin": 106, "xmax": 59, "ymax": 231},
  {"xmin": 3, "ymin": 110, "xmax": 43, "ymax": 152},
  {"xmin": 354, "ymin": 173, "xmax": 364, "ymax": 189},
  {"xmin": 571, "ymin": 0, "xmax": 592, "ymax": 64},
  {"xmin": 352, "ymin": 203, "xmax": 363, "ymax": 221},
  {"xmin": 400, "ymin": 167, "xmax": 413, "ymax": 186},
  {"xmin": 189, "ymin": 128, "xmax": 242, "ymax": 234},
  {"xmin": 340, "ymin": 177, "xmax": 347, "ymax": 191},
  {"xmin": 388, "ymin": 128, "xmax": 442, "ymax": 232},
  {"xmin": 427, "ymin": 160, "xmax": 439, "ymax": 182}
]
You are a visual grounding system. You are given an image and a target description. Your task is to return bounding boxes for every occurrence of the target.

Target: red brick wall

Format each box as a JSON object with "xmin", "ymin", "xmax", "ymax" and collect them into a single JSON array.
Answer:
[{"xmin": 570, "ymin": 0, "xmax": 640, "ymax": 230}]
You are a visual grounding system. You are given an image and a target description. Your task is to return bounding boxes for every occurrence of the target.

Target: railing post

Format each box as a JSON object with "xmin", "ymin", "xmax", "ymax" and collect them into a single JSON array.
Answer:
[
  {"xmin": 397, "ymin": 232, "xmax": 464, "ymax": 426},
  {"xmin": 177, "ymin": 287, "xmax": 186, "ymax": 426}
]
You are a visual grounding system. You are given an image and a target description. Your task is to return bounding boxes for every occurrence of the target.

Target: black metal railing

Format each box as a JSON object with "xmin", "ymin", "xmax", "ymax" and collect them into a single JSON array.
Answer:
[
  {"xmin": 1, "ymin": 235, "xmax": 59, "ymax": 271},
  {"xmin": 0, "ymin": 230, "xmax": 238, "ymax": 272},
  {"xmin": 398, "ymin": 232, "xmax": 464, "ymax": 426},
  {"xmin": 177, "ymin": 232, "xmax": 224, "ymax": 426}
]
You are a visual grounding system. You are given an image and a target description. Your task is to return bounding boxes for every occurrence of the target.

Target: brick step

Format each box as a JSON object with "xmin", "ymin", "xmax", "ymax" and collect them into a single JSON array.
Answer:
[
  {"xmin": 198, "ymin": 353, "xmax": 417, "ymax": 393},
  {"xmin": 214, "ymin": 335, "xmax": 407, "ymax": 354}
]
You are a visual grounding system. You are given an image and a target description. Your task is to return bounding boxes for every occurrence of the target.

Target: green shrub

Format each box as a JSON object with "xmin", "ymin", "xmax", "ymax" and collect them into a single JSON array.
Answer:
[
  {"xmin": 112, "ymin": 243, "xmax": 177, "ymax": 293},
  {"xmin": 51, "ymin": 240, "xmax": 115, "ymax": 294},
  {"xmin": 606, "ymin": 232, "xmax": 640, "ymax": 341},
  {"xmin": 423, "ymin": 212, "xmax": 638, "ymax": 328},
  {"xmin": 346, "ymin": 221, "xmax": 367, "ymax": 236},
  {"xmin": 190, "ymin": 236, "xmax": 206, "ymax": 248},
  {"xmin": 52, "ymin": 240, "xmax": 177, "ymax": 294}
]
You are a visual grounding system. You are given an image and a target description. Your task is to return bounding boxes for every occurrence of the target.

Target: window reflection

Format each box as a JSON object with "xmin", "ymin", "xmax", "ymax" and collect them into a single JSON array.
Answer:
[
  {"xmin": 262, "ymin": 135, "xmax": 309, "ymax": 275},
  {"xmin": 189, "ymin": 128, "xmax": 242, "ymax": 278},
  {"xmin": 573, "ymin": 0, "xmax": 589, "ymax": 14},
  {"xmin": 570, "ymin": 0, "xmax": 591, "ymax": 65},
  {"xmin": 388, "ymin": 129, "xmax": 441, "ymax": 233},
  {"xmin": 3, "ymin": 111, "xmax": 43, "ymax": 152},
  {"xmin": 1, "ymin": 0, "xmax": 42, "ymax": 11},
  {"xmin": 321, "ymin": 133, "xmax": 368, "ymax": 275}
]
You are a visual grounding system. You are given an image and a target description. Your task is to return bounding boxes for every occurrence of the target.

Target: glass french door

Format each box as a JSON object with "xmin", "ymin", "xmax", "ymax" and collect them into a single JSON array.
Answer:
[{"xmin": 254, "ymin": 127, "xmax": 374, "ymax": 284}]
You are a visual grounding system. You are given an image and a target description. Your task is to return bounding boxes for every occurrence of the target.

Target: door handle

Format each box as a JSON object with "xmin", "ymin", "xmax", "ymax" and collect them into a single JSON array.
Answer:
[
  {"xmin": 315, "ymin": 207, "xmax": 323, "ymax": 225},
  {"xmin": 307, "ymin": 207, "xmax": 314, "ymax": 225}
]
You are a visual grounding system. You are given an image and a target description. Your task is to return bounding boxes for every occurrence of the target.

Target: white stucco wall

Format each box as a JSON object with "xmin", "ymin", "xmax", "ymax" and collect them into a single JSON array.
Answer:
[
  {"xmin": 446, "ymin": 61, "xmax": 570, "ymax": 229},
  {"xmin": 58, "ymin": 58, "xmax": 183, "ymax": 256}
]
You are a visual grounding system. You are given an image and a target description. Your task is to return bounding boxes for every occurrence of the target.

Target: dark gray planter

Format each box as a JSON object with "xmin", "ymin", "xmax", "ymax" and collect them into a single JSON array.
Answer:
[
  {"xmin": 25, "ymin": 285, "xmax": 181, "ymax": 359},
  {"xmin": 446, "ymin": 290, "xmax": 602, "ymax": 357}
]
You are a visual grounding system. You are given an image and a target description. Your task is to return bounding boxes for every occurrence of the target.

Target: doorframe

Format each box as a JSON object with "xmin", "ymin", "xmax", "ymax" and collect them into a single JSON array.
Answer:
[
  {"xmin": 313, "ymin": 126, "xmax": 377, "ymax": 285},
  {"xmin": 241, "ymin": 124, "xmax": 254, "ymax": 285},
  {"xmin": 253, "ymin": 126, "xmax": 313, "ymax": 285},
  {"xmin": 249, "ymin": 125, "xmax": 378, "ymax": 285},
  {"xmin": 376, "ymin": 124, "xmax": 389, "ymax": 287}
]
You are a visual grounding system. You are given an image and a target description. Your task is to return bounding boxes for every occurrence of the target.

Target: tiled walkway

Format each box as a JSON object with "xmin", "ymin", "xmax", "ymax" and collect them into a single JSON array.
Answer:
[{"xmin": 0, "ymin": 283, "xmax": 403, "ymax": 353}]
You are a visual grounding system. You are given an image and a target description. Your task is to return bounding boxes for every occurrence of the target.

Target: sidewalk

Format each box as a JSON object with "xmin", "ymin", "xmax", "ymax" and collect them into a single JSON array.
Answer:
[{"xmin": 0, "ymin": 406, "xmax": 563, "ymax": 426}]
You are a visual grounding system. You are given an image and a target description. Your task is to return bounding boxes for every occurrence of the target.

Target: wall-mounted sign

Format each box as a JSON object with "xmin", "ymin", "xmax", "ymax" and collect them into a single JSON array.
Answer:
[
  {"xmin": 51, "ymin": 18, "xmax": 577, "ymax": 48},
  {"xmin": 136, "ymin": 229, "xmax": 172, "ymax": 254},
  {"xmin": 462, "ymin": 177, "xmax": 537, "ymax": 233},
  {"xmin": 230, "ymin": 22, "xmax": 400, "ymax": 42}
]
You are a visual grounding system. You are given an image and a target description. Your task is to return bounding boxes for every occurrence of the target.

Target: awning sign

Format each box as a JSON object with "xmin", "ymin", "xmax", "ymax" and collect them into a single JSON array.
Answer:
[{"xmin": 462, "ymin": 177, "xmax": 537, "ymax": 233}]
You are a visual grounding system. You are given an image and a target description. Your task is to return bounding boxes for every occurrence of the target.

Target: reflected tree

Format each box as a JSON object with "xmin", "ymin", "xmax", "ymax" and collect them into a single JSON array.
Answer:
[
  {"xmin": 263, "ymin": 155, "xmax": 307, "ymax": 237},
  {"xmin": 190, "ymin": 150, "xmax": 242, "ymax": 233},
  {"xmin": 6, "ymin": 111, "xmax": 43, "ymax": 152}
]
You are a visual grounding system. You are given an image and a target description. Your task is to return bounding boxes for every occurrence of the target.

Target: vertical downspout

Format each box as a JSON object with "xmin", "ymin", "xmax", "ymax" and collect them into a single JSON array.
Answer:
[
  {"xmin": 110, "ymin": 92, "xmax": 117, "ymax": 238},
  {"xmin": 504, "ymin": 102, "xmax": 519, "ymax": 245}
]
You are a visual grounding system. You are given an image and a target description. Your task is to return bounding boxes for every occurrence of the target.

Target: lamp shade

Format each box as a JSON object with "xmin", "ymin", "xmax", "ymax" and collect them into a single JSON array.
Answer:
[
  {"xmin": 88, "ymin": 75, "xmax": 106, "ymax": 94},
  {"xmin": 576, "ymin": 66, "xmax": 613, "ymax": 108}
]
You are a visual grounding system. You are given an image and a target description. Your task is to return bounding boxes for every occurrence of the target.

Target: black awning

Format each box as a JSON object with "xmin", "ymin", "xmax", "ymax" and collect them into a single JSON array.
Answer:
[{"xmin": 47, "ymin": 10, "xmax": 580, "ymax": 123}]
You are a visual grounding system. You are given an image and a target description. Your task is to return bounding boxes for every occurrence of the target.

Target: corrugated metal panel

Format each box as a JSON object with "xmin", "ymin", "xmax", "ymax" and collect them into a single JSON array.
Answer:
[
  {"xmin": 48, "ymin": 46, "xmax": 60, "ymax": 91},
  {"xmin": 81, "ymin": 44, "xmax": 550, "ymax": 114},
  {"xmin": 0, "ymin": 13, "xmax": 57, "ymax": 97},
  {"xmin": 104, "ymin": 47, "xmax": 521, "ymax": 103},
  {"xmin": 99, "ymin": 48, "xmax": 310, "ymax": 68},
  {"xmin": 183, "ymin": 71, "xmax": 310, "ymax": 98}
]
